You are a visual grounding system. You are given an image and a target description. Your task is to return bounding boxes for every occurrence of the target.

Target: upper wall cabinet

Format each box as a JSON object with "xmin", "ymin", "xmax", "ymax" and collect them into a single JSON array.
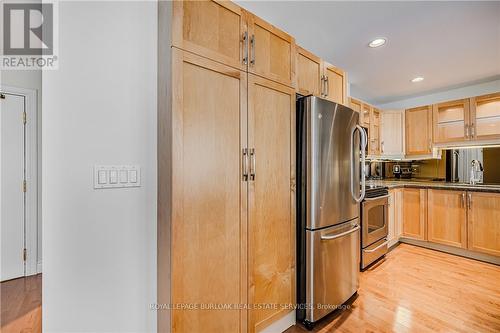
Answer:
[
  {"xmin": 349, "ymin": 97, "xmax": 362, "ymax": 113},
  {"xmin": 380, "ymin": 110, "xmax": 405, "ymax": 158},
  {"xmin": 295, "ymin": 45, "xmax": 348, "ymax": 105},
  {"xmin": 296, "ymin": 46, "xmax": 322, "ymax": 96},
  {"xmin": 406, "ymin": 106, "xmax": 432, "ymax": 156},
  {"xmin": 432, "ymin": 99, "xmax": 470, "ymax": 144},
  {"xmin": 470, "ymin": 92, "xmax": 500, "ymax": 141},
  {"xmin": 369, "ymin": 108, "xmax": 381, "ymax": 155},
  {"xmin": 322, "ymin": 62, "xmax": 347, "ymax": 105},
  {"xmin": 247, "ymin": 13, "xmax": 295, "ymax": 87},
  {"xmin": 172, "ymin": 0, "xmax": 247, "ymax": 71}
]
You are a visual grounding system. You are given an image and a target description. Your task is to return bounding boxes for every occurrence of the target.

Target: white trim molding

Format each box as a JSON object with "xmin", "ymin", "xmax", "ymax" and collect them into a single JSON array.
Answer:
[{"xmin": 0, "ymin": 85, "xmax": 39, "ymax": 276}]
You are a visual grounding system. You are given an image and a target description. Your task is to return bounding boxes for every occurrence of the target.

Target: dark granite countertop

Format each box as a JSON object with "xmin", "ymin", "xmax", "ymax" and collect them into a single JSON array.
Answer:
[{"xmin": 367, "ymin": 179, "xmax": 500, "ymax": 193}]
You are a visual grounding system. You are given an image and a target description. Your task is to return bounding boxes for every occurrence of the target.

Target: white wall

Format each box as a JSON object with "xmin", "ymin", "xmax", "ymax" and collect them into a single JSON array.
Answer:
[
  {"xmin": 42, "ymin": 1, "xmax": 157, "ymax": 332},
  {"xmin": 0, "ymin": 70, "xmax": 43, "ymax": 269},
  {"xmin": 376, "ymin": 79, "xmax": 500, "ymax": 109}
]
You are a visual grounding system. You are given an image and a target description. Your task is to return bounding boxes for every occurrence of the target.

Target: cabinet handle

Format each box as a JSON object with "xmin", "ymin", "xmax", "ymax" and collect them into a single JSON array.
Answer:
[
  {"xmin": 242, "ymin": 148, "xmax": 249, "ymax": 181},
  {"xmin": 471, "ymin": 124, "xmax": 475, "ymax": 138},
  {"xmin": 468, "ymin": 193, "xmax": 472, "ymax": 210},
  {"xmin": 381, "ymin": 141, "xmax": 384, "ymax": 153},
  {"xmin": 461, "ymin": 192, "xmax": 465, "ymax": 208},
  {"xmin": 249, "ymin": 148, "xmax": 256, "ymax": 181},
  {"xmin": 325, "ymin": 76, "xmax": 329, "ymax": 97},
  {"xmin": 428, "ymin": 139, "xmax": 432, "ymax": 151},
  {"xmin": 250, "ymin": 35, "xmax": 255, "ymax": 66},
  {"xmin": 466, "ymin": 125, "xmax": 470, "ymax": 139},
  {"xmin": 320, "ymin": 75, "xmax": 325, "ymax": 96},
  {"xmin": 242, "ymin": 32, "xmax": 248, "ymax": 65}
]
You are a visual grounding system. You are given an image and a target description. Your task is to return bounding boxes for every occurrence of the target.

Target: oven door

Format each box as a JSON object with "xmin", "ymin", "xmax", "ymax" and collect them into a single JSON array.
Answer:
[{"xmin": 362, "ymin": 195, "xmax": 388, "ymax": 248}]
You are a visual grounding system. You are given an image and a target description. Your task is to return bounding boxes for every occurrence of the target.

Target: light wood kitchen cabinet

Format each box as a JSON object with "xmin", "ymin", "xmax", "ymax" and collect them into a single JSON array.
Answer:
[
  {"xmin": 296, "ymin": 45, "xmax": 322, "ymax": 96},
  {"xmin": 248, "ymin": 74, "xmax": 295, "ymax": 333},
  {"xmin": 432, "ymin": 99, "xmax": 470, "ymax": 144},
  {"xmin": 369, "ymin": 108, "xmax": 381, "ymax": 155},
  {"xmin": 405, "ymin": 106, "xmax": 432, "ymax": 156},
  {"xmin": 172, "ymin": 0, "xmax": 247, "ymax": 71},
  {"xmin": 349, "ymin": 97, "xmax": 362, "ymax": 113},
  {"xmin": 427, "ymin": 190, "xmax": 467, "ymax": 248},
  {"xmin": 388, "ymin": 189, "xmax": 403, "ymax": 247},
  {"xmin": 467, "ymin": 192, "xmax": 500, "ymax": 257},
  {"xmin": 402, "ymin": 188, "xmax": 427, "ymax": 240},
  {"xmin": 470, "ymin": 92, "xmax": 500, "ymax": 141},
  {"xmin": 247, "ymin": 13, "xmax": 295, "ymax": 87},
  {"xmin": 322, "ymin": 62, "xmax": 347, "ymax": 105},
  {"xmin": 380, "ymin": 110, "xmax": 404, "ymax": 158},
  {"xmin": 361, "ymin": 103, "xmax": 371, "ymax": 128},
  {"xmin": 170, "ymin": 49, "xmax": 247, "ymax": 333}
]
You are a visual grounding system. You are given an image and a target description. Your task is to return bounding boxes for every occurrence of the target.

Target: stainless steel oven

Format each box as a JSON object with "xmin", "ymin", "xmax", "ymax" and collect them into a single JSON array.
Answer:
[{"xmin": 361, "ymin": 186, "xmax": 389, "ymax": 269}]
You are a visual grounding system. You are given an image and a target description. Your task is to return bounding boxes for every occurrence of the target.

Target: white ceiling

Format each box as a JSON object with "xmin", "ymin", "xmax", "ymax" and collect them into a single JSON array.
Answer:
[{"xmin": 236, "ymin": 1, "xmax": 500, "ymax": 105}]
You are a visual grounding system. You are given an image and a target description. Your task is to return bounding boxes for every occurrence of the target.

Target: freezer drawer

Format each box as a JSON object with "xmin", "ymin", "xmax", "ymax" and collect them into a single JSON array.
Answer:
[{"xmin": 305, "ymin": 219, "xmax": 360, "ymax": 323}]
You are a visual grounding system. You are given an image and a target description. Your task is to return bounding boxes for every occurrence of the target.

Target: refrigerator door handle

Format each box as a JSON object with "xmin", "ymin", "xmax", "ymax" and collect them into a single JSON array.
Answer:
[
  {"xmin": 351, "ymin": 125, "xmax": 367, "ymax": 203},
  {"xmin": 320, "ymin": 224, "xmax": 360, "ymax": 240}
]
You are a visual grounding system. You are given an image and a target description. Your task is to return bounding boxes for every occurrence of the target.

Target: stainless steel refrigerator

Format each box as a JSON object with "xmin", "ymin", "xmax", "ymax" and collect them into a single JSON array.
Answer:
[{"xmin": 296, "ymin": 96, "xmax": 367, "ymax": 328}]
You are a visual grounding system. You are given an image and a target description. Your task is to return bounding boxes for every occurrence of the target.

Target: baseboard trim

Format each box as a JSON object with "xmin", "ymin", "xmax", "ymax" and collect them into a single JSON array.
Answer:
[
  {"xmin": 258, "ymin": 310, "xmax": 295, "ymax": 333},
  {"xmin": 400, "ymin": 238, "xmax": 500, "ymax": 265}
]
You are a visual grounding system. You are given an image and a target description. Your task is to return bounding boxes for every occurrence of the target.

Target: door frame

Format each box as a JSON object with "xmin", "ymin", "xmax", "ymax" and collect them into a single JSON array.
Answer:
[{"xmin": 1, "ymin": 85, "xmax": 39, "ymax": 276}]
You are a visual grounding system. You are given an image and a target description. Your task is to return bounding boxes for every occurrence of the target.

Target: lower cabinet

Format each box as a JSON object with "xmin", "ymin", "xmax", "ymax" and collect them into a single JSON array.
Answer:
[
  {"xmin": 467, "ymin": 192, "xmax": 500, "ymax": 256},
  {"xmin": 387, "ymin": 189, "xmax": 402, "ymax": 247},
  {"xmin": 427, "ymin": 190, "xmax": 467, "ymax": 248},
  {"xmin": 402, "ymin": 188, "xmax": 427, "ymax": 240}
]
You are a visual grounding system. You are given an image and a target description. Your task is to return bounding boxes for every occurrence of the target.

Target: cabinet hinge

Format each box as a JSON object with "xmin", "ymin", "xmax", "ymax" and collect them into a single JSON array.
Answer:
[
  {"xmin": 23, "ymin": 111, "xmax": 27, "ymax": 124},
  {"xmin": 23, "ymin": 180, "xmax": 27, "ymax": 192},
  {"xmin": 23, "ymin": 248, "xmax": 27, "ymax": 261}
]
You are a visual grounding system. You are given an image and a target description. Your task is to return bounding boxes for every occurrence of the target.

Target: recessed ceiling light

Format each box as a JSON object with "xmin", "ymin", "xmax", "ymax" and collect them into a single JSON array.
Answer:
[
  {"xmin": 411, "ymin": 76, "xmax": 424, "ymax": 83},
  {"xmin": 368, "ymin": 38, "xmax": 387, "ymax": 48}
]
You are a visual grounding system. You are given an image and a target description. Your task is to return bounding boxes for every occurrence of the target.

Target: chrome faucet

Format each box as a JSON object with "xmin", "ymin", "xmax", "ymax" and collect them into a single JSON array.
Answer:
[{"xmin": 470, "ymin": 159, "xmax": 484, "ymax": 185}]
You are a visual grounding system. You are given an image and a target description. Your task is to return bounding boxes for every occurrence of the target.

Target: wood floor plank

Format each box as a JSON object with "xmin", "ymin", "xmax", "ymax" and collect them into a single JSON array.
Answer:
[
  {"xmin": 1, "ymin": 274, "xmax": 41, "ymax": 333},
  {"xmin": 286, "ymin": 244, "xmax": 500, "ymax": 333}
]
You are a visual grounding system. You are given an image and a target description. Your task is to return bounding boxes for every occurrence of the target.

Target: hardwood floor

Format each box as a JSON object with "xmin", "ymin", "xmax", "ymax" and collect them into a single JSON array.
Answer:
[
  {"xmin": 286, "ymin": 244, "xmax": 500, "ymax": 333},
  {"xmin": 1, "ymin": 274, "xmax": 41, "ymax": 333}
]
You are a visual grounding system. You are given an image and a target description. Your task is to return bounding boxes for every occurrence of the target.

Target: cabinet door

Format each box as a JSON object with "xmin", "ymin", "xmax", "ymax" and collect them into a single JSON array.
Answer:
[
  {"xmin": 369, "ymin": 108, "xmax": 381, "ymax": 155},
  {"xmin": 402, "ymin": 189, "xmax": 427, "ymax": 240},
  {"xmin": 380, "ymin": 110, "xmax": 404, "ymax": 157},
  {"xmin": 361, "ymin": 103, "xmax": 371, "ymax": 128},
  {"xmin": 172, "ymin": 0, "xmax": 247, "ymax": 71},
  {"xmin": 468, "ymin": 192, "xmax": 500, "ymax": 257},
  {"xmin": 322, "ymin": 62, "xmax": 347, "ymax": 105},
  {"xmin": 171, "ymin": 49, "xmax": 247, "ymax": 333},
  {"xmin": 432, "ymin": 99, "xmax": 470, "ymax": 144},
  {"xmin": 388, "ymin": 190, "xmax": 396, "ymax": 246},
  {"xmin": 406, "ymin": 106, "xmax": 432, "ymax": 156},
  {"xmin": 470, "ymin": 92, "xmax": 500, "ymax": 141},
  {"xmin": 248, "ymin": 14, "xmax": 295, "ymax": 87},
  {"xmin": 296, "ymin": 45, "xmax": 321, "ymax": 96},
  {"xmin": 427, "ymin": 190, "xmax": 467, "ymax": 248},
  {"xmin": 349, "ymin": 97, "xmax": 362, "ymax": 114},
  {"xmin": 248, "ymin": 74, "xmax": 295, "ymax": 333}
]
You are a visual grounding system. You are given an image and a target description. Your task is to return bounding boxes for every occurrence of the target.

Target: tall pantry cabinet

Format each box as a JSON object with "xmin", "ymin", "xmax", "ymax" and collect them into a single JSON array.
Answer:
[{"xmin": 160, "ymin": 1, "xmax": 296, "ymax": 333}]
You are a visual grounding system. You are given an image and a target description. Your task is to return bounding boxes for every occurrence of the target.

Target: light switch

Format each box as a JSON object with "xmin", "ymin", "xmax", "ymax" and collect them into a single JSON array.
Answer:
[
  {"xmin": 98, "ymin": 170, "xmax": 107, "ymax": 184},
  {"xmin": 119, "ymin": 170, "xmax": 128, "ymax": 183},
  {"xmin": 129, "ymin": 170, "xmax": 138, "ymax": 183},
  {"xmin": 94, "ymin": 165, "xmax": 141, "ymax": 189},
  {"xmin": 109, "ymin": 170, "xmax": 118, "ymax": 184}
]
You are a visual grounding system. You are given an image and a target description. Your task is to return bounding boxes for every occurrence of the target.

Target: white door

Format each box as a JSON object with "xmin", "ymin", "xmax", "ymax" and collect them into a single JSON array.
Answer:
[{"xmin": 0, "ymin": 92, "xmax": 26, "ymax": 281}]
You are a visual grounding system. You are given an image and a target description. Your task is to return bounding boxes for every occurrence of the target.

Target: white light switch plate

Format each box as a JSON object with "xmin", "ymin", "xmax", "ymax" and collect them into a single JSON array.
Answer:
[{"xmin": 94, "ymin": 165, "xmax": 141, "ymax": 189}]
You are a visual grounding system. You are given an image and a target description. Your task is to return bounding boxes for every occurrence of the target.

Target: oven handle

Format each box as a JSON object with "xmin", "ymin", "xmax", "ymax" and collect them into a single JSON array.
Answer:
[
  {"xmin": 320, "ymin": 225, "xmax": 360, "ymax": 241},
  {"xmin": 363, "ymin": 194, "xmax": 390, "ymax": 201},
  {"xmin": 350, "ymin": 125, "xmax": 367, "ymax": 203},
  {"xmin": 364, "ymin": 240, "xmax": 389, "ymax": 253}
]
